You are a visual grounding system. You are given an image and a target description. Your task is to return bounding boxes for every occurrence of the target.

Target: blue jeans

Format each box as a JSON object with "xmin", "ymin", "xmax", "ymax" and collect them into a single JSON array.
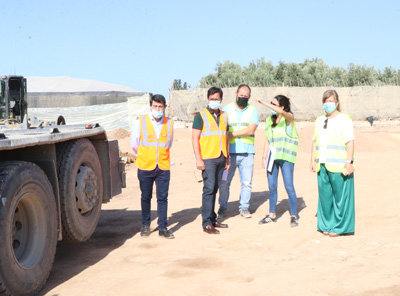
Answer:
[
  {"xmin": 219, "ymin": 153, "xmax": 254, "ymax": 212},
  {"xmin": 137, "ymin": 167, "xmax": 170, "ymax": 230},
  {"xmin": 201, "ymin": 155, "xmax": 226, "ymax": 228},
  {"xmin": 267, "ymin": 159, "xmax": 297, "ymax": 216}
]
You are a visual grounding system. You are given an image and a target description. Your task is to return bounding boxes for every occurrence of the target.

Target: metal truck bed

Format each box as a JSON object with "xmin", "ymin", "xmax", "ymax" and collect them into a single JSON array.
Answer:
[{"xmin": 0, "ymin": 124, "xmax": 107, "ymax": 150}]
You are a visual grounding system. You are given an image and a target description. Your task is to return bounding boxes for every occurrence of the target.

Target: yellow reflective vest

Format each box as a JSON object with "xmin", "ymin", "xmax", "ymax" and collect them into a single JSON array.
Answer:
[
  {"xmin": 314, "ymin": 113, "xmax": 353, "ymax": 173},
  {"xmin": 198, "ymin": 108, "xmax": 228, "ymax": 160},
  {"xmin": 225, "ymin": 103, "xmax": 255, "ymax": 145},
  {"xmin": 266, "ymin": 116, "xmax": 298, "ymax": 163},
  {"xmin": 136, "ymin": 115, "xmax": 173, "ymax": 170}
]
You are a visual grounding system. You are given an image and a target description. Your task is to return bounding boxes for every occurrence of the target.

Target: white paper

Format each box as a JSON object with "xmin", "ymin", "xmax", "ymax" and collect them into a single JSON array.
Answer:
[
  {"xmin": 265, "ymin": 146, "xmax": 276, "ymax": 173},
  {"xmin": 222, "ymin": 169, "xmax": 228, "ymax": 181}
]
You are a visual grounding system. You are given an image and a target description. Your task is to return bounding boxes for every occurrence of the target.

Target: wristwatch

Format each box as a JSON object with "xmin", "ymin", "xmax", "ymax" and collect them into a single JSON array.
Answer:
[{"xmin": 346, "ymin": 160, "xmax": 354, "ymax": 164}]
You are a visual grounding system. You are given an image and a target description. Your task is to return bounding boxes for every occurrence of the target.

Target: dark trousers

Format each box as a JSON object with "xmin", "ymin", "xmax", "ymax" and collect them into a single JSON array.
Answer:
[
  {"xmin": 202, "ymin": 155, "xmax": 226, "ymax": 228},
  {"xmin": 137, "ymin": 167, "xmax": 170, "ymax": 230}
]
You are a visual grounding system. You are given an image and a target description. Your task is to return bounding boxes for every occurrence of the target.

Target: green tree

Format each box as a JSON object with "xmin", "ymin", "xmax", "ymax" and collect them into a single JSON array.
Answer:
[
  {"xmin": 245, "ymin": 58, "xmax": 276, "ymax": 87},
  {"xmin": 200, "ymin": 60, "xmax": 243, "ymax": 88},
  {"xmin": 283, "ymin": 63, "xmax": 303, "ymax": 87},
  {"xmin": 273, "ymin": 61, "xmax": 287, "ymax": 86},
  {"xmin": 172, "ymin": 79, "xmax": 190, "ymax": 90},
  {"xmin": 197, "ymin": 58, "xmax": 399, "ymax": 88},
  {"xmin": 347, "ymin": 63, "xmax": 378, "ymax": 86},
  {"xmin": 327, "ymin": 67, "xmax": 348, "ymax": 87},
  {"xmin": 216, "ymin": 61, "xmax": 243, "ymax": 87},
  {"xmin": 199, "ymin": 74, "xmax": 218, "ymax": 88},
  {"xmin": 378, "ymin": 66, "xmax": 398, "ymax": 85},
  {"xmin": 301, "ymin": 58, "xmax": 330, "ymax": 87}
]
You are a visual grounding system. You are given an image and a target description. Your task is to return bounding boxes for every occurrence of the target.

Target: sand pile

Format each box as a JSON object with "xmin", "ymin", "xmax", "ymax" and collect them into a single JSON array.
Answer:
[
  {"xmin": 107, "ymin": 128, "xmax": 131, "ymax": 140},
  {"xmin": 107, "ymin": 128, "xmax": 135, "ymax": 165}
]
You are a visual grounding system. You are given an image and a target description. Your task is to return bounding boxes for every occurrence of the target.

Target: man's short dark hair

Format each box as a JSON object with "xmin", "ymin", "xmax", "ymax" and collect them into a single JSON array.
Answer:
[
  {"xmin": 237, "ymin": 84, "xmax": 251, "ymax": 95},
  {"xmin": 150, "ymin": 94, "xmax": 166, "ymax": 107},
  {"xmin": 207, "ymin": 86, "xmax": 223, "ymax": 99}
]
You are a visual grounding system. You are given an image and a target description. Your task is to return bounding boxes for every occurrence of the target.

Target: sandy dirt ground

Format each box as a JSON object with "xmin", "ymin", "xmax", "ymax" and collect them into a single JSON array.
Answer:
[{"xmin": 40, "ymin": 121, "xmax": 400, "ymax": 296}]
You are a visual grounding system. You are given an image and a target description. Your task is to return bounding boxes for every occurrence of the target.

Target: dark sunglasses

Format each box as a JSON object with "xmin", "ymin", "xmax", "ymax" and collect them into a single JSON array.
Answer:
[{"xmin": 323, "ymin": 118, "xmax": 328, "ymax": 129}]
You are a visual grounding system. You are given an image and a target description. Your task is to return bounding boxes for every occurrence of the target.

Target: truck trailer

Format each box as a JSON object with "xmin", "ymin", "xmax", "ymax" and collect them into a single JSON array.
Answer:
[{"xmin": 0, "ymin": 75, "xmax": 126, "ymax": 296}]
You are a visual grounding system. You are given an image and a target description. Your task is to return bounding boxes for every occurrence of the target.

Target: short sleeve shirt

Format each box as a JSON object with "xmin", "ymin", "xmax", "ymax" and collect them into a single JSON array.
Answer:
[
  {"xmin": 192, "ymin": 106, "xmax": 227, "ymax": 130},
  {"xmin": 223, "ymin": 103, "xmax": 259, "ymax": 154},
  {"xmin": 314, "ymin": 113, "xmax": 354, "ymax": 164}
]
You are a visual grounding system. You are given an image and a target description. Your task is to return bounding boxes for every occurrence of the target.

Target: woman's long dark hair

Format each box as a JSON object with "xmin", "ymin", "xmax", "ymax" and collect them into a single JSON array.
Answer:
[{"xmin": 272, "ymin": 95, "xmax": 292, "ymax": 127}]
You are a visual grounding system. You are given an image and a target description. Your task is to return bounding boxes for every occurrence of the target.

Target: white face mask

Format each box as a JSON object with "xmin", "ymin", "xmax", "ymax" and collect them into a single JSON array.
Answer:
[
  {"xmin": 151, "ymin": 109, "xmax": 163, "ymax": 119},
  {"xmin": 323, "ymin": 102, "xmax": 336, "ymax": 114},
  {"xmin": 208, "ymin": 100, "xmax": 221, "ymax": 110}
]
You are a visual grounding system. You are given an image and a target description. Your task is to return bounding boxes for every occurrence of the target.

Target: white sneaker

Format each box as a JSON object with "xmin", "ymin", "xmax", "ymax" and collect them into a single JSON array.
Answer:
[{"xmin": 240, "ymin": 209, "xmax": 252, "ymax": 218}]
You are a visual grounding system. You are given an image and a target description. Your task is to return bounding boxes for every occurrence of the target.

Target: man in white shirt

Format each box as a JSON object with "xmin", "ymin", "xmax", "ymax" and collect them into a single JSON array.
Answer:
[{"xmin": 131, "ymin": 94, "xmax": 175, "ymax": 239}]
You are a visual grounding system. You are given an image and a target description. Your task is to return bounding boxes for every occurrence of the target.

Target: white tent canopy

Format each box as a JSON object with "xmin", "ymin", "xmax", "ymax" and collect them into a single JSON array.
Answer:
[
  {"xmin": 27, "ymin": 76, "xmax": 139, "ymax": 93},
  {"xmin": 25, "ymin": 76, "xmax": 150, "ymax": 131}
]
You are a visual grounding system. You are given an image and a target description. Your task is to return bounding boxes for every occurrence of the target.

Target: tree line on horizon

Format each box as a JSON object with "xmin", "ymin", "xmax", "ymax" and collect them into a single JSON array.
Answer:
[{"xmin": 172, "ymin": 58, "xmax": 400, "ymax": 90}]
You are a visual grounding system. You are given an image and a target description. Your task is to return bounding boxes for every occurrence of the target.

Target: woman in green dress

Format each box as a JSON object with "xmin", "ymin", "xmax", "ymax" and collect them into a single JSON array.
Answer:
[{"xmin": 310, "ymin": 90, "xmax": 355, "ymax": 237}]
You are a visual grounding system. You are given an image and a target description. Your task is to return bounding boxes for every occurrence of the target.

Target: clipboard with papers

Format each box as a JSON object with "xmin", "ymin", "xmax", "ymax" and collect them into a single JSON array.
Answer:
[{"xmin": 265, "ymin": 146, "xmax": 276, "ymax": 173}]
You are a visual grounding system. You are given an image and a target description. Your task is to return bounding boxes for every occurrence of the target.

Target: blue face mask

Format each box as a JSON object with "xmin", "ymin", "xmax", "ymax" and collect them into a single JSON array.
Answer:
[
  {"xmin": 270, "ymin": 109, "xmax": 277, "ymax": 115},
  {"xmin": 151, "ymin": 109, "xmax": 164, "ymax": 119},
  {"xmin": 323, "ymin": 102, "xmax": 337, "ymax": 114},
  {"xmin": 208, "ymin": 100, "xmax": 221, "ymax": 110}
]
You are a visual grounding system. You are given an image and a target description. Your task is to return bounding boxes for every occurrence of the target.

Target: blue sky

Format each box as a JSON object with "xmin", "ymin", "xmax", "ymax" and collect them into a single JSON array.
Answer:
[{"xmin": 1, "ymin": 0, "xmax": 399, "ymax": 97}]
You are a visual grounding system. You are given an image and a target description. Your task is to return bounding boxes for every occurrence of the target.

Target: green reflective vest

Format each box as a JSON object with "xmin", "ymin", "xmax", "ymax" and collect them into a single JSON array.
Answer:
[
  {"xmin": 226, "ymin": 103, "xmax": 255, "ymax": 145},
  {"xmin": 265, "ymin": 116, "xmax": 298, "ymax": 163},
  {"xmin": 314, "ymin": 113, "xmax": 353, "ymax": 173}
]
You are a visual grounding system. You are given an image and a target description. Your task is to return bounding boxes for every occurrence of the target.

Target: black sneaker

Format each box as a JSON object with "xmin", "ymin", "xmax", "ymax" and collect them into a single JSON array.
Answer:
[
  {"xmin": 258, "ymin": 215, "xmax": 276, "ymax": 224},
  {"xmin": 290, "ymin": 217, "xmax": 299, "ymax": 228},
  {"xmin": 159, "ymin": 228, "xmax": 175, "ymax": 239},
  {"xmin": 140, "ymin": 225, "xmax": 151, "ymax": 237}
]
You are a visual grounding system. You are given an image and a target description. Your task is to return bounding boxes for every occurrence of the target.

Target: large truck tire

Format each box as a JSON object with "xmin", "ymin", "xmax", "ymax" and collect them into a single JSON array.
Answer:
[
  {"xmin": 56, "ymin": 139, "xmax": 103, "ymax": 242},
  {"xmin": 0, "ymin": 161, "xmax": 57, "ymax": 296}
]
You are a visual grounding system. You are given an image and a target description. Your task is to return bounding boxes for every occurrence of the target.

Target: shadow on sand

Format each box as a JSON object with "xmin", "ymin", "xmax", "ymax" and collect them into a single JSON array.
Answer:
[
  {"xmin": 40, "ymin": 208, "xmax": 143, "ymax": 295},
  {"xmin": 40, "ymin": 191, "xmax": 307, "ymax": 294},
  {"xmin": 220, "ymin": 190, "xmax": 307, "ymax": 221}
]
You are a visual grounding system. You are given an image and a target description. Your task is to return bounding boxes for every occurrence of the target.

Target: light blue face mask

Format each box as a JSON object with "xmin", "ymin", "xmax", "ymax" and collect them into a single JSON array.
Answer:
[
  {"xmin": 323, "ymin": 102, "xmax": 337, "ymax": 114},
  {"xmin": 151, "ymin": 109, "xmax": 164, "ymax": 119},
  {"xmin": 208, "ymin": 100, "xmax": 221, "ymax": 110},
  {"xmin": 270, "ymin": 109, "xmax": 277, "ymax": 115}
]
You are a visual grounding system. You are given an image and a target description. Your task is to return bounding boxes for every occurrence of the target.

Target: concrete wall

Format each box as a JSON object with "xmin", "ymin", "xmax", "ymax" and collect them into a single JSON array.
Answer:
[{"xmin": 168, "ymin": 86, "xmax": 400, "ymax": 121}]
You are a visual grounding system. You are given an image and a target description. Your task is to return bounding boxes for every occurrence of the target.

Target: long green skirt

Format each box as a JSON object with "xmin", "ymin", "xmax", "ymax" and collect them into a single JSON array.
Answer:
[{"xmin": 317, "ymin": 164, "xmax": 355, "ymax": 234}]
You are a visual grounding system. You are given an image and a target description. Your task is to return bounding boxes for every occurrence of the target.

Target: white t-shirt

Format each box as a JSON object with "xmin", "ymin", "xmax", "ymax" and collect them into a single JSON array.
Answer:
[
  {"xmin": 313, "ymin": 114, "xmax": 354, "ymax": 164},
  {"xmin": 130, "ymin": 113, "xmax": 174, "ymax": 156}
]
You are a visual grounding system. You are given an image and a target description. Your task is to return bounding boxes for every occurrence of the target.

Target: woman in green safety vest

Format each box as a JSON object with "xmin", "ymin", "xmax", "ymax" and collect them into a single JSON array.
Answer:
[
  {"xmin": 310, "ymin": 90, "xmax": 355, "ymax": 237},
  {"xmin": 256, "ymin": 95, "xmax": 299, "ymax": 228}
]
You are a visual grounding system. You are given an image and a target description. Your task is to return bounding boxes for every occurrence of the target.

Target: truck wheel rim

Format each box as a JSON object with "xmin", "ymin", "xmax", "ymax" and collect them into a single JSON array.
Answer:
[
  {"xmin": 75, "ymin": 165, "xmax": 98, "ymax": 215},
  {"xmin": 12, "ymin": 192, "xmax": 47, "ymax": 268}
]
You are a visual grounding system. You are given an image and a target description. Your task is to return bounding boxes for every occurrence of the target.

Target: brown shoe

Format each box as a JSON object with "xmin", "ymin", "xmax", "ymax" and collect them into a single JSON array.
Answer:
[
  {"xmin": 203, "ymin": 224, "xmax": 220, "ymax": 234},
  {"xmin": 213, "ymin": 221, "xmax": 229, "ymax": 228}
]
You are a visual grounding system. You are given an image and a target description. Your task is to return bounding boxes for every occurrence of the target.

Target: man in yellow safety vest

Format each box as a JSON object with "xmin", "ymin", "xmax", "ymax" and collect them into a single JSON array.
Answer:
[
  {"xmin": 192, "ymin": 87, "xmax": 230, "ymax": 234},
  {"xmin": 218, "ymin": 84, "xmax": 259, "ymax": 219},
  {"xmin": 131, "ymin": 94, "xmax": 175, "ymax": 239}
]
